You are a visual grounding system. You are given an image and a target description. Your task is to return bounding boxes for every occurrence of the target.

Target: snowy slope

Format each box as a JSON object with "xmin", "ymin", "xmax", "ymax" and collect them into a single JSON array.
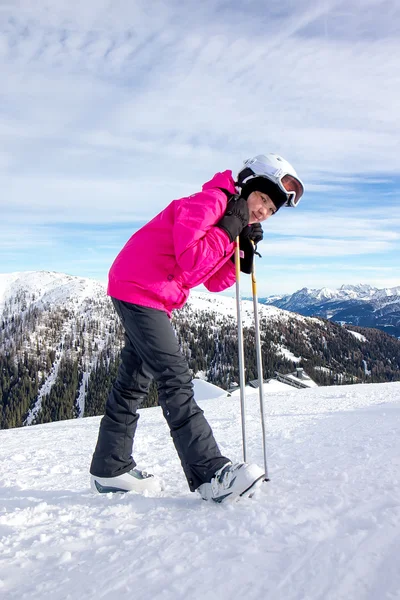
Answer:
[
  {"xmin": 1, "ymin": 382, "xmax": 400, "ymax": 600},
  {"xmin": 192, "ymin": 378, "xmax": 228, "ymax": 401},
  {"xmin": 186, "ymin": 289, "xmax": 312, "ymax": 329}
]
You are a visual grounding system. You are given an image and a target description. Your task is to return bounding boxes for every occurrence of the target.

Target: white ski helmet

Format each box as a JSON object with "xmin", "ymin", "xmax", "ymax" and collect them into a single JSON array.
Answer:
[{"xmin": 237, "ymin": 153, "xmax": 304, "ymax": 207}]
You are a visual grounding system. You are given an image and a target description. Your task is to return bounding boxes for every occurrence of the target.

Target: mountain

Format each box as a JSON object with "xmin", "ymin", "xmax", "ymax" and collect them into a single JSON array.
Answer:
[
  {"xmin": 1, "ymin": 271, "xmax": 400, "ymax": 430},
  {"xmin": 1, "ymin": 381, "xmax": 400, "ymax": 599},
  {"xmin": 260, "ymin": 284, "xmax": 400, "ymax": 337}
]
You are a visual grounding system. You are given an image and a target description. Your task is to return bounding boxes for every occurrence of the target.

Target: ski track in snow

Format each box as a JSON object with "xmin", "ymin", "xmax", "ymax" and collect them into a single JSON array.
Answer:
[{"xmin": 1, "ymin": 383, "xmax": 400, "ymax": 600}]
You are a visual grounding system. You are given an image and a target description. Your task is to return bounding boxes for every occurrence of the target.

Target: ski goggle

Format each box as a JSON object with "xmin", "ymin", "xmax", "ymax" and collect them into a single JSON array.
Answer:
[{"xmin": 241, "ymin": 160, "xmax": 304, "ymax": 207}]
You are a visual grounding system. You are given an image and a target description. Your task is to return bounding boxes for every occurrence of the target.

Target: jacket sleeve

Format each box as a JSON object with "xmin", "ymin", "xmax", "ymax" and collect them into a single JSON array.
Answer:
[
  {"xmin": 203, "ymin": 256, "xmax": 236, "ymax": 292},
  {"xmin": 173, "ymin": 189, "xmax": 232, "ymax": 273}
]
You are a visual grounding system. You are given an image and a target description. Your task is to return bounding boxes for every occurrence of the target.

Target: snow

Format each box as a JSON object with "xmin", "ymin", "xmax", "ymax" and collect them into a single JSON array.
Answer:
[
  {"xmin": 0, "ymin": 271, "xmax": 94, "ymax": 311},
  {"xmin": 186, "ymin": 291, "xmax": 300, "ymax": 329},
  {"xmin": 24, "ymin": 356, "xmax": 61, "ymax": 425},
  {"xmin": 229, "ymin": 379, "xmax": 294, "ymax": 394},
  {"xmin": 262, "ymin": 379, "xmax": 294, "ymax": 392},
  {"xmin": 276, "ymin": 344, "xmax": 302, "ymax": 363},
  {"xmin": 363, "ymin": 360, "xmax": 372, "ymax": 377},
  {"xmin": 348, "ymin": 330, "xmax": 368, "ymax": 342},
  {"xmin": 284, "ymin": 373, "xmax": 318, "ymax": 388},
  {"xmin": 1, "ymin": 382, "xmax": 400, "ymax": 600},
  {"xmin": 229, "ymin": 380, "xmax": 293, "ymax": 395},
  {"xmin": 374, "ymin": 286, "xmax": 400, "ymax": 299},
  {"xmin": 315, "ymin": 287, "xmax": 337, "ymax": 300},
  {"xmin": 192, "ymin": 378, "xmax": 228, "ymax": 401},
  {"xmin": 315, "ymin": 366, "xmax": 331, "ymax": 374},
  {"xmin": 266, "ymin": 283, "xmax": 400, "ymax": 318}
]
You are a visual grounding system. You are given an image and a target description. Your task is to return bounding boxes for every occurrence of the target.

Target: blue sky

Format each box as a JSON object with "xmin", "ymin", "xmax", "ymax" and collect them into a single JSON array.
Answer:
[{"xmin": 1, "ymin": 0, "xmax": 399, "ymax": 296}]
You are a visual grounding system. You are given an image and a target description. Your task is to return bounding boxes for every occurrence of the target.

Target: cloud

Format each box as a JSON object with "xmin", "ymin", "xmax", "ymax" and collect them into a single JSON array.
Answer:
[
  {"xmin": 1, "ymin": 0, "xmax": 399, "ymax": 293},
  {"xmin": 2, "ymin": 1, "xmax": 400, "ymax": 181},
  {"xmin": 3, "ymin": 174, "xmax": 192, "ymax": 224},
  {"xmin": 267, "ymin": 211, "xmax": 400, "ymax": 241},
  {"xmin": 0, "ymin": 227, "xmax": 54, "ymax": 250},
  {"xmin": 257, "ymin": 237, "xmax": 394, "ymax": 258}
]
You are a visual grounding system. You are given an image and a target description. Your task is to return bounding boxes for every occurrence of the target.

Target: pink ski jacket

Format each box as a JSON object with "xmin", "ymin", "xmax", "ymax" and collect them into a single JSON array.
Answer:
[{"xmin": 108, "ymin": 170, "xmax": 238, "ymax": 316}]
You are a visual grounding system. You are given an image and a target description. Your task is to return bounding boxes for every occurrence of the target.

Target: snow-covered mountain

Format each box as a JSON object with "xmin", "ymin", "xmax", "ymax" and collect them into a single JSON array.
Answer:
[
  {"xmin": 0, "ymin": 271, "xmax": 105, "ymax": 314},
  {"xmin": 1, "ymin": 381, "xmax": 399, "ymax": 599},
  {"xmin": 1, "ymin": 271, "xmax": 400, "ymax": 430},
  {"xmin": 261, "ymin": 284, "xmax": 400, "ymax": 337},
  {"xmin": 0, "ymin": 271, "xmax": 120, "ymax": 427}
]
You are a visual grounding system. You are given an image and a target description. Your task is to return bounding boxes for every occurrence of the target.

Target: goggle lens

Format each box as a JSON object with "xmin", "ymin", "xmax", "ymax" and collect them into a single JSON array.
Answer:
[{"xmin": 281, "ymin": 174, "xmax": 304, "ymax": 205}]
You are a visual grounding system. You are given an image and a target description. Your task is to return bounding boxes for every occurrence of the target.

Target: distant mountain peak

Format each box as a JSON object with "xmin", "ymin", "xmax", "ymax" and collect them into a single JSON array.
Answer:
[{"xmin": 261, "ymin": 283, "xmax": 400, "ymax": 337}]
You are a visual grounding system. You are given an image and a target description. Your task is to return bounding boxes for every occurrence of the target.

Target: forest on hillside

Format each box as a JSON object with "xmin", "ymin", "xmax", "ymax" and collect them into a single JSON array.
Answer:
[{"xmin": 1, "ymin": 299, "xmax": 400, "ymax": 429}]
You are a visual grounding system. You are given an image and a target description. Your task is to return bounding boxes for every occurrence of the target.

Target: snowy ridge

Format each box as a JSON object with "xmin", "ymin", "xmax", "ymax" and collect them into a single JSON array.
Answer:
[
  {"xmin": 264, "ymin": 283, "xmax": 380, "ymax": 308},
  {"xmin": 262, "ymin": 283, "xmax": 400, "ymax": 337},
  {"xmin": 186, "ymin": 290, "xmax": 319, "ymax": 330},
  {"xmin": 0, "ymin": 271, "xmax": 310, "ymax": 329},
  {"xmin": 264, "ymin": 283, "xmax": 400, "ymax": 308},
  {"xmin": 0, "ymin": 271, "xmax": 105, "ymax": 314},
  {"xmin": 0, "ymin": 270, "xmax": 322, "ymax": 331},
  {"xmin": 0, "ymin": 382, "xmax": 399, "ymax": 599}
]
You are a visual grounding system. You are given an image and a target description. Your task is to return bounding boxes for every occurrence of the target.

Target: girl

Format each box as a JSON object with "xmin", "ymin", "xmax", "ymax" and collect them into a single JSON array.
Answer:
[{"xmin": 90, "ymin": 153, "xmax": 304, "ymax": 502}]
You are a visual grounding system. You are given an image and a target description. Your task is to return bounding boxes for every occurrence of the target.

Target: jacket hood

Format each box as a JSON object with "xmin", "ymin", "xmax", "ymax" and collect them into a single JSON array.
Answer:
[{"xmin": 202, "ymin": 170, "xmax": 237, "ymax": 194}]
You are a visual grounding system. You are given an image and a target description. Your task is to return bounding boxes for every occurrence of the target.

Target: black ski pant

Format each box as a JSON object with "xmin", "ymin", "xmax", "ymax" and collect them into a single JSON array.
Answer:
[{"xmin": 90, "ymin": 298, "xmax": 229, "ymax": 491}]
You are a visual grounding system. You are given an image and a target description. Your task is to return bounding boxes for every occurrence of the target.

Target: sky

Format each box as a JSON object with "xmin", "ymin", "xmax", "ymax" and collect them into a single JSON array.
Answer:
[{"xmin": 1, "ymin": 0, "xmax": 400, "ymax": 296}]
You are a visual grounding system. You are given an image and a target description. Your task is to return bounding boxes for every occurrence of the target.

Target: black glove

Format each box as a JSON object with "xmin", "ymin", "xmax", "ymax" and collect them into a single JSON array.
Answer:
[
  {"xmin": 240, "ymin": 223, "xmax": 264, "ymax": 246},
  {"xmin": 216, "ymin": 195, "xmax": 249, "ymax": 243},
  {"xmin": 231, "ymin": 224, "xmax": 263, "ymax": 274}
]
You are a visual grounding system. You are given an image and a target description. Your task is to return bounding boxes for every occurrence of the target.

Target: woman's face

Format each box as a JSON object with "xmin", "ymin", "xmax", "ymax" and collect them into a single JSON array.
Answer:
[{"xmin": 246, "ymin": 190, "xmax": 277, "ymax": 224}]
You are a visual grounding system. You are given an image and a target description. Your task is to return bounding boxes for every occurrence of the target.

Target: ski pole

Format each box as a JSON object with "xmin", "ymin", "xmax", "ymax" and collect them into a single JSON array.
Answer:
[
  {"xmin": 251, "ymin": 246, "xmax": 270, "ymax": 480},
  {"xmin": 235, "ymin": 235, "xmax": 247, "ymax": 462}
]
